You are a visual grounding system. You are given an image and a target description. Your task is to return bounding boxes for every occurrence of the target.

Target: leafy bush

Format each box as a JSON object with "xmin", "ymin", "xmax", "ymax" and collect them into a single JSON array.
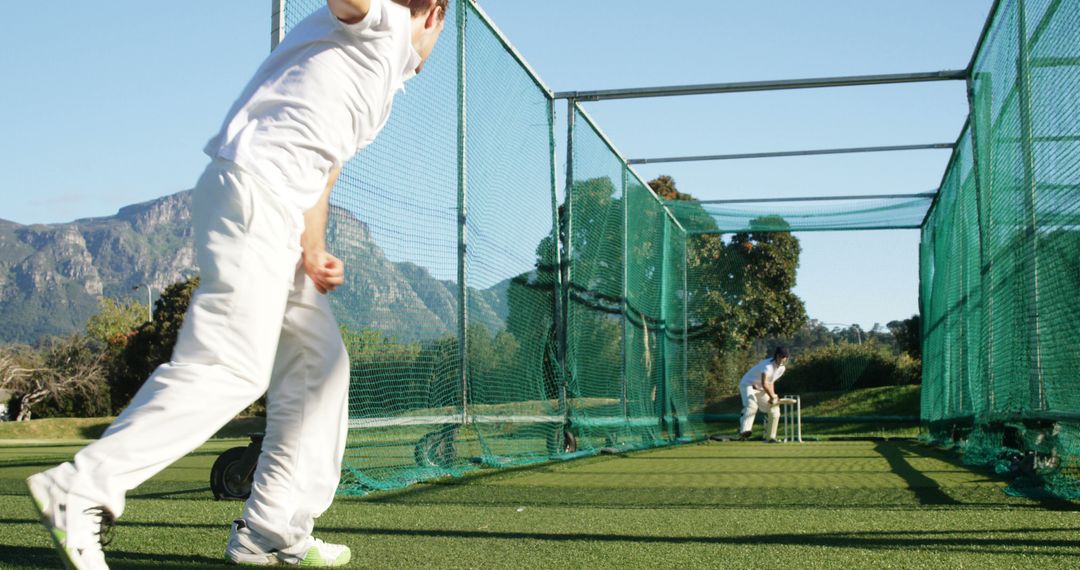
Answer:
[{"xmin": 780, "ymin": 341, "xmax": 921, "ymax": 394}]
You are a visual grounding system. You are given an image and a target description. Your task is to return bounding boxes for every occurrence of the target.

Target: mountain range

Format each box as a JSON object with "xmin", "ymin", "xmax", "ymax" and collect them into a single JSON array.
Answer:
[{"xmin": 0, "ymin": 190, "xmax": 510, "ymax": 344}]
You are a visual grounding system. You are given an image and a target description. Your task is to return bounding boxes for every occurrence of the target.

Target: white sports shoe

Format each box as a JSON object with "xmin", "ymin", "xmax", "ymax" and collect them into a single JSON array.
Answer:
[
  {"xmin": 26, "ymin": 472, "xmax": 114, "ymax": 570},
  {"xmin": 225, "ymin": 519, "xmax": 352, "ymax": 567}
]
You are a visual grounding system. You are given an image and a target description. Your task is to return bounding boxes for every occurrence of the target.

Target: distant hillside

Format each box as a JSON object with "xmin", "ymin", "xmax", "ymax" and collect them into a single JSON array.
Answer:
[
  {"xmin": 0, "ymin": 192, "xmax": 195, "ymax": 343},
  {"xmin": 0, "ymin": 191, "xmax": 515, "ymax": 344}
]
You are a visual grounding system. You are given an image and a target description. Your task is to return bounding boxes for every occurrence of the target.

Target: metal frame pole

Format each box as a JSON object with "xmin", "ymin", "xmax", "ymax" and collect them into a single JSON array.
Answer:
[
  {"xmin": 681, "ymin": 229, "xmax": 690, "ymax": 434},
  {"xmin": 628, "ymin": 143, "xmax": 955, "ymax": 165},
  {"xmin": 621, "ymin": 166, "xmax": 629, "ymax": 423},
  {"xmin": 563, "ymin": 99, "xmax": 575, "ymax": 411},
  {"xmin": 553, "ymin": 70, "xmax": 968, "ymax": 101},
  {"xmin": 691, "ymin": 192, "xmax": 937, "ymax": 205},
  {"xmin": 271, "ymin": 0, "xmax": 285, "ymax": 50},
  {"xmin": 548, "ymin": 97, "xmax": 568, "ymax": 422},
  {"xmin": 456, "ymin": 0, "xmax": 470, "ymax": 426}
]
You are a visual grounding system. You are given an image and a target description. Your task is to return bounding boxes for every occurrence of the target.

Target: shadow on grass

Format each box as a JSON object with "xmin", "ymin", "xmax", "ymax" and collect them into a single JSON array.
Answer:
[
  {"xmin": 345, "ymin": 526, "xmax": 1080, "ymax": 555},
  {"xmin": 128, "ymin": 486, "xmax": 210, "ymax": 500},
  {"xmin": 0, "ymin": 545, "xmax": 234, "ymax": 570},
  {"xmin": 78, "ymin": 424, "xmax": 110, "ymax": 439},
  {"xmin": 881, "ymin": 442, "xmax": 1080, "ymax": 511},
  {"xmin": 8, "ymin": 526, "xmax": 1080, "ymax": 568},
  {"xmin": 0, "ymin": 459, "xmax": 74, "ymax": 470},
  {"xmin": 873, "ymin": 441, "xmax": 958, "ymax": 505}
]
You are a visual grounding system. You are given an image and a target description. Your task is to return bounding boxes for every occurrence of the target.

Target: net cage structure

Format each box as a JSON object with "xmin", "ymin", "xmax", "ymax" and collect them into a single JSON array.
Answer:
[
  {"xmin": 277, "ymin": 0, "xmax": 708, "ymax": 495},
  {"xmin": 919, "ymin": 0, "xmax": 1080, "ymax": 499},
  {"xmin": 276, "ymin": 0, "xmax": 1080, "ymax": 499}
]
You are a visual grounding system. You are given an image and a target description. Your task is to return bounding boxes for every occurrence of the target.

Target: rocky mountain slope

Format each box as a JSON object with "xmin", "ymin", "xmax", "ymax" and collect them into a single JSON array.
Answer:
[{"xmin": 0, "ymin": 190, "xmax": 510, "ymax": 344}]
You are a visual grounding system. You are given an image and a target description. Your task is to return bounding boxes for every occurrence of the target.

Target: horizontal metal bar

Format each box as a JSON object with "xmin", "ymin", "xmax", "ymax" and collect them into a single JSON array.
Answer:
[
  {"xmin": 554, "ymin": 70, "xmax": 968, "ymax": 101},
  {"xmin": 348, "ymin": 414, "xmax": 565, "ymax": 429},
  {"xmin": 1031, "ymin": 56, "xmax": 1080, "ymax": 68},
  {"xmin": 683, "ymin": 192, "xmax": 937, "ymax": 205},
  {"xmin": 628, "ymin": 143, "xmax": 955, "ymax": 165},
  {"xmin": 705, "ymin": 413, "xmax": 920, "ymax": 423},
  {"xmin": 688, "ymin": 224, "xmax": 924, "ymax": 235}
]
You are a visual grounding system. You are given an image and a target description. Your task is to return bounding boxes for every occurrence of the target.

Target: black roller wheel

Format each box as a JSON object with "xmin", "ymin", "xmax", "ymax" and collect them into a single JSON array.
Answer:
[
  {"xmin": 547, "ymin": 428, "xmax": 577, "ymax": 455},
  {"xmin": 414, "ymin": 426, "xmax": 458, "ymax": 468},
  {"xmin": 210, "ymin": 446, "xmax": 255, "ymax": 500},
  {"xmin": 562, "ymin": 429, "xmax": 577, "ymax": 453}
]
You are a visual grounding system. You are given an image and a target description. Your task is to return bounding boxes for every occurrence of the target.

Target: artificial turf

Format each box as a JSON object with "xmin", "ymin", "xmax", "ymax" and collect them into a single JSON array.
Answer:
[{"xmin": 1, "ymin": 439, "xmax": 1077, "ymax": 569}]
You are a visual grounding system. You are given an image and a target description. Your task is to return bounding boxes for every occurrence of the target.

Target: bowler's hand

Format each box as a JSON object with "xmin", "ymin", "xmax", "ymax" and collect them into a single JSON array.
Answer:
[{"xmin": 303, "ymin": 249, "xmax": 345, "ymax": 294}]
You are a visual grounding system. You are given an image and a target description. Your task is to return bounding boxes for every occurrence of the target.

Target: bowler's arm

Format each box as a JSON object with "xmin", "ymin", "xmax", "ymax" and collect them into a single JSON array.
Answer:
[
  {"xmin": 328, "ymin": 0, "xmax": 372, "ymax": 24},
  {"xmin": 301, "ymin": 168, "xmax": 345, "ymax": 294}
]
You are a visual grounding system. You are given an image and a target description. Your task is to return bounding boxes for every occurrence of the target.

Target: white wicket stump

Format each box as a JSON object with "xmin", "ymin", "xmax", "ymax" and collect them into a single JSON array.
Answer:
[{"xmin": 778, "ymin": 395, "xmax": 803, "ymax": 443}]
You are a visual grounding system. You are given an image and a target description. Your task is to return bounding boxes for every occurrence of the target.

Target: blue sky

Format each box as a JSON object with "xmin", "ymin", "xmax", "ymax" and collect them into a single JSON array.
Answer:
[{"xmin": 0, "ymin": 1, "xmax": 993, "ymax": 330}]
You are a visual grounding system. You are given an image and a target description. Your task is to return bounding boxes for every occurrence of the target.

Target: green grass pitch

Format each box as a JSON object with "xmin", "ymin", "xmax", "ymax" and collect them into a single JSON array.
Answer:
[{"xmin": 1, "ymin": 438, "xmax": 1077, "ymax": 569}]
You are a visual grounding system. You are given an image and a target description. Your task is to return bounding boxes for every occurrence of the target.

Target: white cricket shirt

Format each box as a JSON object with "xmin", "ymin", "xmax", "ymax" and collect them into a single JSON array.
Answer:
[
  {"xmin": 739, "ymin": 358, "xmax": 786, "ymax": 390},
  {"xmin": 204, "ymin": 0, "xmax": 421, "ymax": 222}
]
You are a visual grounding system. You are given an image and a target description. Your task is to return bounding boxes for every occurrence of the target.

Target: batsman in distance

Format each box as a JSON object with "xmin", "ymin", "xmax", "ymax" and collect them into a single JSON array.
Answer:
[{"xmin": 26, "ymin": 0, "xmax": 447, "ymax": 567}]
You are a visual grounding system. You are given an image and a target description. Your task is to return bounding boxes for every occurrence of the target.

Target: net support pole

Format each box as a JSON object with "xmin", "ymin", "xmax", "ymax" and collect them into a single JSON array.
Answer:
[
  {"xmin": 1016, "ymin": 0, "xmax": 1046, "ymax": 411},
  {"xmin": 563, "ymin": 99, "xmax": 575, "ymax": 404},
  {"xmin": 456, "ymin": 0, "xmax": 470, "ymax": 426},
  {"xmin": 682, "ymin": 230, "xmax": 689, "ymax": 431},
  {"xmin": 548, "ymin": 98, "xmax": 568, "ymax": 422},
  {"xmin": 271, "ymin": 0, "xmax": 285, "ymax": 50},
  {"xmin": 621, "ymin": 166, "xmax": 629, "ymax": 422},
  {"xmin": 659, "ymin": 217, "xmax": 670, "ymax": 433}
]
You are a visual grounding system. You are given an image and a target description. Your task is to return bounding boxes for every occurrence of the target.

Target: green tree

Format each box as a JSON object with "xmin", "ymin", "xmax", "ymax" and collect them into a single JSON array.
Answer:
[
  {"xmin": 648, "ymin": 175, "xmax": 694, "ymax": 202},
  {"xmin": 85, "ymin": 297, "xmax": 146, "ymax": 346},
  {"xmin": 654, "ymin": 176, "xmax": 807, "ymax": 396},
  {"xmin": 112, "ymin": 276, "xmax": 200, "ymax": 411},
  {"xmin": 887, "ymin": 315, "xmax": 921, "ymax": 359},
  {"xmin": 342, "ymin": 327, "xmax": 424, "ymax": 416}
]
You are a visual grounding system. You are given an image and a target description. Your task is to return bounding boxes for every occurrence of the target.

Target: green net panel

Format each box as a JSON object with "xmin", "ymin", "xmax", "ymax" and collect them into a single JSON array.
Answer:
[
  {"xmin": 565, "ymin": 106, "xmax": 631, "ymax": 450},
  {"xmin": 281, "ymin": 0, "xmax": 569, "ymax": 493},
  {"xmin": 662, "ymin": 217, "xmax": 708, "ymax": 439},
  {"xmin": 462, "ymin": 1, "xmax": 563, "ymax": 466},
  {"xmin": 565, "ymin": 105, "xmax": 706, "ymax": 449},
  {"xmin": 921, "ymin": 0, "xmax": 1080, "ymax": 499},
  {"xmin": 623, "ymin": 170, "xmax": 668, "ymax": 447},
  {"xmin": 664, "ymin": 195, "xmax": 935, "ymax": 234},
  {"xmin": 284, "ymin": 0, "xmax": 467, "ymax": 492}
]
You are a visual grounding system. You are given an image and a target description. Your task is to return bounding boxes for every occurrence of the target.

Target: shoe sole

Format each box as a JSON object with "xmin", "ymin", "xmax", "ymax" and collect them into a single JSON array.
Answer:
[
  {"xmin": 224, "ymin": 547, "xmax": 351, "ymax": 567},
  {"xmin": 224, "ymin": 555, "xmax": 280, "ymax": 566},
  {"xmin": 297, "ymin": 546, "xmax": 351, "ymax": 567},
  {"xmin": 25, "ymin": 478, "xmax": 80, "ymax": 570}
]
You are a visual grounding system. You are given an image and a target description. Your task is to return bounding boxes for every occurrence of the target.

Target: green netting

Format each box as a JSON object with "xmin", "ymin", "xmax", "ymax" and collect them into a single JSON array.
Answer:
[
  {"xmin": 920, "ymin": 0, "xmax": 1080, "ymax": 499},
  {"xmin": 282, "ymin": 0, "xmax": 706, "ymax": 494},
  {"xmin": 284, "ymin": 0, "xmax": 469, "ymax": 492},
  {"xmin": 282, "ymin": 0, "xmax": 1078, "ymax": 500},
  {"xmin": 564, "ymin": 107, "xmax": 627, "ymax": 451},
  {"xmin": 564, "ymin": 107, "xmax": 708, "ymax": 450},
  {"xmin": 280, "ymin": 0, "xmax": 567, "ymax": 493}
]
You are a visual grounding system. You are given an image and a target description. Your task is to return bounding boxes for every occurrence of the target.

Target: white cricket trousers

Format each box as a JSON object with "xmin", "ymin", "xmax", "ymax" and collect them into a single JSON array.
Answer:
[
  {"xmin": 739, "ymin": 384, "xmax": 780, "ymax": 440},
  {"xmin": 44, "ymin": 159, "xmax": 351, "ymax": 551}
]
